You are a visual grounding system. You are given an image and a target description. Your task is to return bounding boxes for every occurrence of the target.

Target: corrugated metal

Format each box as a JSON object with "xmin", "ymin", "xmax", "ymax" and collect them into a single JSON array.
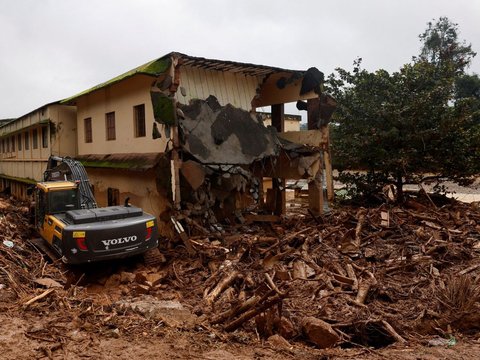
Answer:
[{"xmin": 176, "ymin": 52, "xmax": 302, "ymax": 77}]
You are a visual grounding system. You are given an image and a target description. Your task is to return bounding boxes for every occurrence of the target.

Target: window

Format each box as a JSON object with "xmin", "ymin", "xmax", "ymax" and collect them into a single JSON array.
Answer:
[
  {"xmin": 105, "ymin": 112, "xmax": 116, "ymax": 140},
  {"xmin": 11, "ymin": 136, "xmax": 15, "ymax": 152},
  {"xmin": 107, "ymin": 187, "xmax": 119, "ymax": 206},
  {"xmin": 134, "ymin": 104, "xmax": 146, "ymax": 137},
  {"xmin": 17, "ymin": 134, "xmax": 22, "ymax": 151},
  {"xmin": 84, "ymin": 118, "xmax": 92, "ymax": 143},
  {"xmin": 1, "ymin": 139, "xmax": 4, "ymax": 153},
  {"xmin": 32, "ymin": 129, "xmax": 38, "ymax": 149},
  {"xmin": 24, "ymin": 131, "xmax": 30, "ymax": 150},
  {"xmin": 41, "ymin": 126, "xmax": 48, "ymax": 148}
]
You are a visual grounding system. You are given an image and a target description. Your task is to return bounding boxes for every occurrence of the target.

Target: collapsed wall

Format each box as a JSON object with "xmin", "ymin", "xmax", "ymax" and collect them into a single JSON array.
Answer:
[{"xmin": 172, "ymin": 96, "xmax": 320, "ymax": 226}]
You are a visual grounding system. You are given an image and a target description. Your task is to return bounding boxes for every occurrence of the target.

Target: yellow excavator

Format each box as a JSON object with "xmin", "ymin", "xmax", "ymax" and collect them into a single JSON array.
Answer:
[{"xmin": 32, "ymin": 156, "xmax": 159, "ymax": 264}]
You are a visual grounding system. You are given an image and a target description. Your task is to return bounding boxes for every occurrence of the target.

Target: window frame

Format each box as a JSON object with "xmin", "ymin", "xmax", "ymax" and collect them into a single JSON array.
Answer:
[
  {"xmin": 17, "ymin": 133, "xmax": 22, "ymax": 151},
  {"xmin": 24, "ymin": 131, "xmax": 30, "ymax": 150},
  {"xmin": 134, "ymin": 104, "xmax": 146, "ymax": 138},
  {"xmin": 105, "ymin": 112, "xmax": 116, "ymax": 141},
  {"xmin": 32, "ymin": 129, "xmax": 38, "ymax": 149},
  {"xmin": 41, "ymin": 126, "xmax": 48, "ymax": 148},
  {"xmin": 84, "ymin": 117, "xmax": 93, "ymax": 143}
]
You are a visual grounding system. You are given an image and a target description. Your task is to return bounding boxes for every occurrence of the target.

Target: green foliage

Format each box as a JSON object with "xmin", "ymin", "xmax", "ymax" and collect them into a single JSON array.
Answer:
[
  {"xmin": 419, "ymin": 17, "xmax": 476, "ymax": 75},
  {"xmin": 328, "ymin": 18, "xmax": 480, "ymax": 202}
]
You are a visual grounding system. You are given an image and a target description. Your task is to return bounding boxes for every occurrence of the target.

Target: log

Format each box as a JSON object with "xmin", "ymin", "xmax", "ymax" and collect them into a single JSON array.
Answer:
[
  {"xmin": 204, "ymin": 270, "xmax": 241, "ymax": 305},
  {"xmin": 224, "ymin": 292, "xmax": 286, "ymax": 332},
  {"xmin": 210, "ymin": 294, "xmax": 261, "ymax": 325},
  {"xmin": 381, "ymin": 320, "xmax": 407, "ymax": 344},
  {"xmin": 353, "ymin": 208, "xmax": 367, "ymax": 249},
  {"xmin": 355, "ymin": 271, "xmax": 376, "ymax": 304},
  {"xmin": 345, "ymin": 264, "xmax": 358, "ymax": 291},
  {"xmin": 264, "ymin": 273, "xmax": 285, "ymax": 295}
]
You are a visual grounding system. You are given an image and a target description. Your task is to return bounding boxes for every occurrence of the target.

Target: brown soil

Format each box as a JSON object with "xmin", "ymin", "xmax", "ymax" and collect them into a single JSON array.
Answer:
[{"xmin": 1, "ymin": 194, "xmax": 480, "ymax": 359}]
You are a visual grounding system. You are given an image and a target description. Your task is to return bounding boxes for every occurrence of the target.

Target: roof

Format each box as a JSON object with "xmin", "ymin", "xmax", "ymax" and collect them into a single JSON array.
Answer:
[
  {"xmin": 76, "ymin": 153, "xmax": 165, "ymax": 171},
  {"xmin": 0, "ymin": 100, "xmax": 61, "ymax": 130},
  {"xmin": 61, "ymin": 52, "xmax": 305, "ymax": 104}
]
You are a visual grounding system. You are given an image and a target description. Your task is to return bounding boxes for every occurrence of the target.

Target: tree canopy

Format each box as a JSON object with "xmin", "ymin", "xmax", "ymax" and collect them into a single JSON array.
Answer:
[{"xmin": 328, "ymin": 17, "xmax": 480, "ymax": 202}]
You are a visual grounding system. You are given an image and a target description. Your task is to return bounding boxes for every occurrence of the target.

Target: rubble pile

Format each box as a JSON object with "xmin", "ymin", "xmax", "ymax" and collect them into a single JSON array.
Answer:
[
  {"xmin": 168, "ymin": 194, "xmax": 480, "ymax": 348},
  {"xmin": 1, "ymin": 194, "xmax": 479, "ymax": 353},
  {"xmin": 0, "ymin": 197, "xmax": 45, "ymax": 302}
]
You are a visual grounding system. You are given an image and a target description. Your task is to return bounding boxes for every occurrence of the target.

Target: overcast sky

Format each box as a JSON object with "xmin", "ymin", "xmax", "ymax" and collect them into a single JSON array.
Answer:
[{"xmin": 1, "ymin": 0, "xmax": 479, "ymax": 119}]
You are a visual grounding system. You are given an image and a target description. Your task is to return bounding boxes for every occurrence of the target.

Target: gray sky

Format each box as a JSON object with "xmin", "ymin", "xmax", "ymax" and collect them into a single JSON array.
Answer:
[{"xmin": 1, "ymin": 0, "xmax": 479, "ymax": 119}]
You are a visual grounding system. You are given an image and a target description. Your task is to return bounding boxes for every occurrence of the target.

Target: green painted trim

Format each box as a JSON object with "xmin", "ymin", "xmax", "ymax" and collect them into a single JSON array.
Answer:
[
  {"xmin": 39, "ymin": 118, "xmax": 51, "ymax": 124},
  {"xmin": 0, "ymin": 174, "xmax": 37, "ymax": 185},
  {"xmin": 80, "ymin": 160, "xmax": 146, "ymax": 170},
  {"xmin": 61, "ymin": 56, "xmax": 172, "ymax": 104}
]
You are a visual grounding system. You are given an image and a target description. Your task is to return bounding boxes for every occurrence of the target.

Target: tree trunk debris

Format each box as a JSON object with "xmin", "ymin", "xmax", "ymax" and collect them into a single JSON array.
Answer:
[{"xmin": 1, "ymin": 193, "xmax": 480, "ymax": 352}]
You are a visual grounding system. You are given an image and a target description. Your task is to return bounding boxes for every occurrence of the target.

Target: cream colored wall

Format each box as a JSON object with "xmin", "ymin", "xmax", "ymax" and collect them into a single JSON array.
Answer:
[
  {"xmin": 76, "ymin": 75, "xmax": 168, "ymax": 156},
  {"xmin": 175, "ymin": 66, "xmax": 260, "ymax": 110},
  {"xmin": 86, "ymin": 167, "xmax": 172, "ymax": 237},
  {"xmin": 0, "ymin": 104, "xmax": 77, "ymax": 182},
  {"xmin": 50, "ymin": 105, "xmax": 77, "ymax": 157}
]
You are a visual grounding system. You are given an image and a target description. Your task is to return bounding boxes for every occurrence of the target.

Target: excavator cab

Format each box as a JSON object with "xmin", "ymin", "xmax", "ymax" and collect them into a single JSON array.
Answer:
[{"xmin": 35, "ymin": 181, "xmax": 81, "ymax": 253}]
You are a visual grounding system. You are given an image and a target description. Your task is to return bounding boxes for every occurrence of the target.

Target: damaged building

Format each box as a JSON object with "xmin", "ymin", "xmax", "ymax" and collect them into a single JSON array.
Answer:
[{"xmin": 0, "ymin": 52, "xmax": 336, "ymax": 236}]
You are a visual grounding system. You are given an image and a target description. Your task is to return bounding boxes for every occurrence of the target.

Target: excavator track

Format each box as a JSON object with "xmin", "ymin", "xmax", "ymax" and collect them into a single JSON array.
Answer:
[{"xmin": 29, "ymin": 237, "xmax": 62, "ymax": 263}]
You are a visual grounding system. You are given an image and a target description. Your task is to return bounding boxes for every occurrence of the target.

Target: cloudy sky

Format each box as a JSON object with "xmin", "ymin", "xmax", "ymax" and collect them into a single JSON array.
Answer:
[{"xmin": 1, "ymin": 0, "xmax": 479, "ymax": 119}]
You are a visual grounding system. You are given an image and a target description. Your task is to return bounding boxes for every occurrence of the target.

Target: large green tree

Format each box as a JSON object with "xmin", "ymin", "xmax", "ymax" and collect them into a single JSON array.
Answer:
[{"xmin": 328, "ymin": 18, "xmax": 480, "ymax": 202}]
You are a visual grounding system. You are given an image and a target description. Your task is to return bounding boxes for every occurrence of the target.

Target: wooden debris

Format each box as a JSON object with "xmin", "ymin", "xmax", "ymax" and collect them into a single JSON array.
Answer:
[{"xmin": 23, "ymin": 288, "xmax": 55, "ymax": 308}]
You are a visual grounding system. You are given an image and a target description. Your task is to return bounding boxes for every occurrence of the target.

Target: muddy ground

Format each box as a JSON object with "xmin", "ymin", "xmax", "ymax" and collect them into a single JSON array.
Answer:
[{"xmin": 1, "ymin": 193, "xmax": 480, "ymax": 359}]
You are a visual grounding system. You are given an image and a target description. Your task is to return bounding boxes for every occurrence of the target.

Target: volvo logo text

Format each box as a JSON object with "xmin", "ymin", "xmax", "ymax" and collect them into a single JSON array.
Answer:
[{"xmin": 102, "ymin": 235, "xmax": 138, "ymax": 248}]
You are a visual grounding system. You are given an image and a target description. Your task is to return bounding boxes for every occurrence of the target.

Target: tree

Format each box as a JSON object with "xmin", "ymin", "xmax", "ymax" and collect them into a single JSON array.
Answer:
[
  {"xmin": 328, "ymin": 18, "xmax": 480, "ymax": 203},
  {"xmin": 419, "ymin": 17, "xmax": 476, "ymax": 75}
]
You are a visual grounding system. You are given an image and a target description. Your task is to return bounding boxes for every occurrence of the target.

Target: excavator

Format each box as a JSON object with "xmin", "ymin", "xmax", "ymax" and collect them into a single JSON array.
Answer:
[{"xmin": 32, "ymin": 156, "xmax": 160, "ymax": 264}]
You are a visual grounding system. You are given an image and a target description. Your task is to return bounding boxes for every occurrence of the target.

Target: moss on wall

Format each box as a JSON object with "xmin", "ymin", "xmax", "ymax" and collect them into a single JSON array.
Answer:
[
  {"xmin": 0, "ymin": 174, "xmax": 37, "ymax": 185},
  {"xmin": 150, "ymin": 92, "xmax": 176, "ymax": 125},
  {"xmin": 80, "ymin": 160, "xmax": 143, "ymax": 170}
]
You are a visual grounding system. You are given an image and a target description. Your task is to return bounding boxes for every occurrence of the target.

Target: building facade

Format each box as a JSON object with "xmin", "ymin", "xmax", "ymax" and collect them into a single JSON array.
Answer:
[
  {"xmin": 1, "ymin": 52, "xmax": 335, "ymax": 236},
  {"xmin": 0, "ymin": 103, "xmax": 76, "ymax": 198}
]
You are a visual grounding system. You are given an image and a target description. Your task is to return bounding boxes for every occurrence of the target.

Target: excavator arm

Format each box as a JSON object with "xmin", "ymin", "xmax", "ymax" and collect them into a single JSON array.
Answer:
[{"xmin": 44, "ymin": 156, "xmax": 97, "ymax": 209}]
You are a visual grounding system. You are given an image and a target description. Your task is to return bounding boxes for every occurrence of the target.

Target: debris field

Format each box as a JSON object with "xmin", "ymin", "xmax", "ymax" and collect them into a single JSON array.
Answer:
[{"xmin": 1, "ymin": 193, "xmax": 480, "ymax": 359}]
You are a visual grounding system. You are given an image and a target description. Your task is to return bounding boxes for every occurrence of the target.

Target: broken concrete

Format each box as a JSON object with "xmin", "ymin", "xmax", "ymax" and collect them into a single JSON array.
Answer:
[
  {"xmin": 302, "ymin": 317, "xmax": 340, "ymax": 349},
  {"xmin": 179, "ymin": 96, "xmax": 277, "ymax": 165}
]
